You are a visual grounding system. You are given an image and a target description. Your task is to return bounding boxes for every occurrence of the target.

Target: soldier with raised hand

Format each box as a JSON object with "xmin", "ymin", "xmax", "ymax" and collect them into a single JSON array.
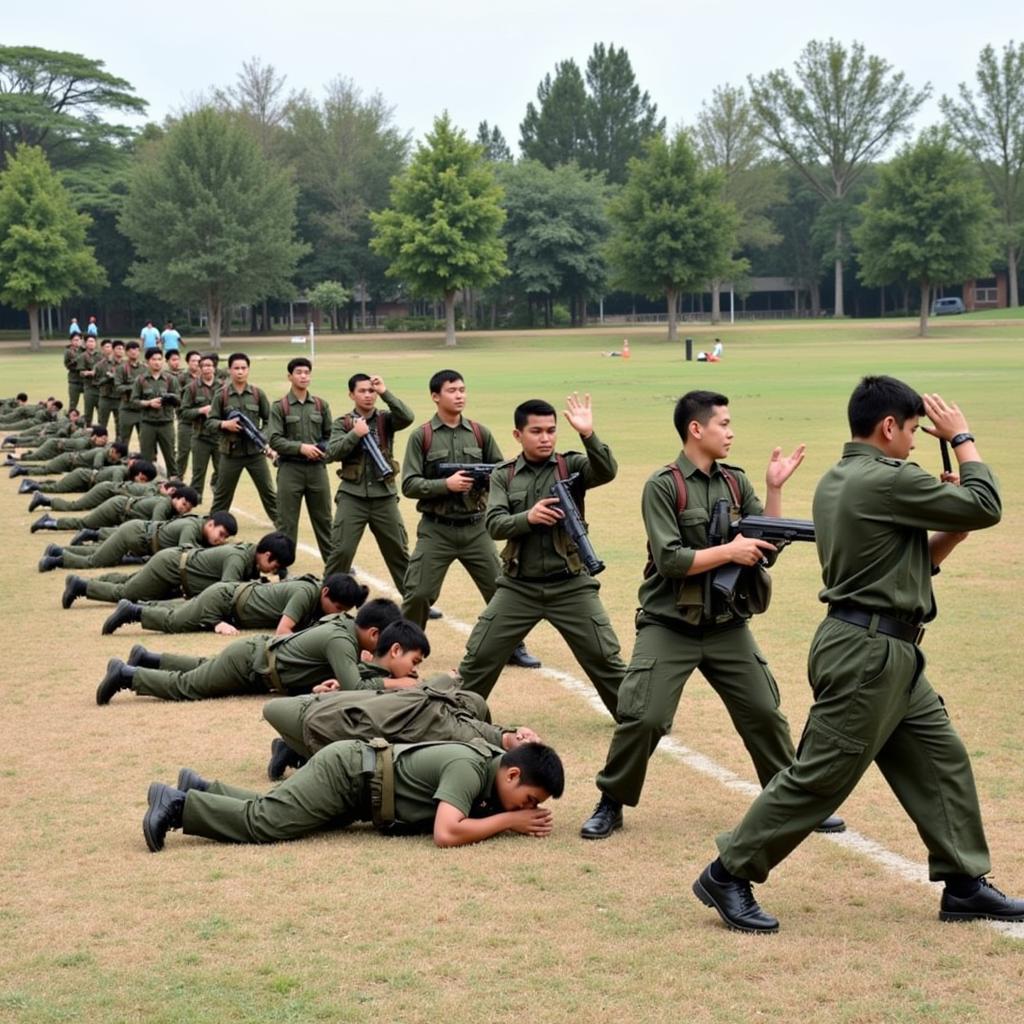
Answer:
[{"xmin": 323, "ymin": 372, "xmax": 414, "ymax": 587}]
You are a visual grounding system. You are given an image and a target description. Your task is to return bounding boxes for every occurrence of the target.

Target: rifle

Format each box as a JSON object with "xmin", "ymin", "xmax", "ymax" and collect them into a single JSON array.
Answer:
[
  {"xmin": 361, "ymin": 431, "xmax": 394, "ymax": 480},
  {"xmin": 550, "ymin": 472, "xmax": 605, "ymax": 576},
  {"xmin": 225, "ymin": 409, "xmax": 270, "ymax": 452},
  {"xmin": 436, "ymin": 463, "xmax": 499, "ymax": 488},
  {"xmin": 706, "ymin": 498, "xmax": 815, "ymax": 610}
]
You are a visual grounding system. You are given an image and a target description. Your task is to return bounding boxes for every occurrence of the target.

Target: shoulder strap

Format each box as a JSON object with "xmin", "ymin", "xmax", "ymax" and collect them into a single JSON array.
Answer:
[
  {"xmin": 667, "ymin": 463, "xmax": 687, "ymax": 513},
  {"xmin": 375, "ymin": 411, "xmax": 386, "ymax": 449},
  {"xmin": 280, "ymin": 394, "xmax": 290, "ymax": 417},
  {"xmin": 221, "ymin": 382, "xmax": 229, "ymax": 404},
  {"xmin": 719, "ymin": 466, "xmax": 742, "ymax": 509},
  {"xmin": 252, "ymin": 385, "xmax": 261, "ymax": 404},
  {"xmin": 467, "ymin": 419, "xmax": 484, "ymax": 447},
  {"xmin": 421, "ymin": 422, "xmax": 433, "ymax": 455}
]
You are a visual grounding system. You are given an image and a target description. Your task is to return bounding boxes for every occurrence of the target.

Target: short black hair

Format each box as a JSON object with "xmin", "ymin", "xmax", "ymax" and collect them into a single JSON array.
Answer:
[
  {"xmin": 111, "ymin": 339, "xmax": 125, "ymax": 350},
  {"xmin": 227, "ymin": 352, "xmax": 250, "ymax": 368},
  {"xmin": 501, "ymin": 743, "xmax": 565, "ymax": 798},
  {"xmin": 185, "ymin": 350, "xmax": 201, "ymax": 362},
  {"xmin": 322, "ymin": 573, "xmax": 369, "ymax": 609},
  {"xmin": 255, "ymin": 531, "xmax": 296, "ymax": 568},
  {"xmin": 287, "ymin": 357, "xmax": 312, "ymax": 374},
  {"xmin": 374, "ymin": 619, "xmax": 431, "ymax": 659},
  {"xmin": 207, "ymin": 511, "xmax": 238, "ymax": 535},
  {"xmin": 170, "ymin": 484, "xmax": 200, "ymax": 506},
  {"xmin": 109, "ymin": 440, "xmax": 129, "ymax": 458},
  {"xmin": 200, "ymin": 352, "xmax": 218, "ymax": 366},
  {"xmin": 348, "ymin": 372, "xmax": 371, "ymax": 392},
  {"xmin": 673, "ymin": 390, "xmax": 729, "ymax": 444},
  {"xmin": 51, "ymin": 399, "xmax": 63, "ymax": 410},
  {"xmin": 90, "ymin": 425, "xmax": 109, "ymax": 437},
  {"xmin": 429, "ymin": 369, "xmax": 463, "ymax": 395},
  {"xmin": 129, "ymin": 459, "xmax": 158, "ymax": 481},
  {"xmin": 514, "ymin": 399, "xmax": 556, "ymax": 430},
  {"xmin": 16, "ymin": 392, "xmax": 27, "ymax": 402},
  {"xmin": 847, "ymin": 375, "xmax": 925, "ymax": 438},
  {"xmin": 125, "ymin": 340, "xmax": 140, "ymax": 352},
  {"xmin": 144, "ymin": 348, "xmax": 161, "ymax": 361},
  {"xmin": 354, "ymin": 598, "xmax": 402, "ymax": 632}
]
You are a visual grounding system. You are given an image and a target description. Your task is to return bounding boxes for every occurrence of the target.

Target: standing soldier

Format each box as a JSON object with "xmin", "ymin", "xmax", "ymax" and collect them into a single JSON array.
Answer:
[
  {"xmin": 115, "ymin": 342, "xmax": 145, "ymax": 451},
  {"xmin": 77, "ymin": 335, "xmax": 101, "ymax": 424},
  {"xmin": 207, "ymin": 353, "xmax": 277, "ymax": 524},
  {"xmin": 324, "ymin": 372, "xmax": 413, "ymax": 587},
  {"xmin": 64, "ymin": 332, "xmax": 83, "ymax": 412},
  {"xmin": 132, "ymin": 348, "xmax": 180, "ymax": 477},
  {"xmin": 96, "ymin": 340, "xmax": 124, "ymax": 435},
  {"xmin": 400, "ymin": 369, "xmax": 539, "ymax": 668},
  {"xmin": 268, "ymin": 357, "xmax": 333, "ymax": 562},
  {"xmin": 175, "ymin": 351, "xmax": 201, "ymax": 480},
  {"xmin": 180, "ymin": 354, "xmax": 220, "ymax": 502}
]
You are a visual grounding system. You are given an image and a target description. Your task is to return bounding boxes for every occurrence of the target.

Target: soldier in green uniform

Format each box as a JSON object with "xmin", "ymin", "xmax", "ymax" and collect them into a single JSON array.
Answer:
[
  {"xmin": 62, "ymin": 531, "xmax": 295, "ymax": 609},
  {"xmin": 95, "ymin": 339, "xmax": 124, "ymax": 433},
  {"xmin": 458, "ymin": 395, "xmax": 624, "ymax": 716},
  {"xmin": 132, "ymin": 347, "xmax": 180, "ymax": 477},
  {"xmin": 142, "ymin": 738, "xmax": 564, "ymax": 852},
  {"xmin": 580, "ymin": 390, "xmax": 843, "ymax": 840},
  {"xmin": 114, "ymin": 342, "xmax": 145, "ymax": 451},
  {"xmin": 401, "ymin": 369, "xmax": 538, "ymax": 667},
  {"xmin": 694, "ymin": 377, "xmax": 1024, "ymax": 933},
  {"xmin": 180, "ymin": 354, "xmax": 221, "ymax": 502},
  {"xmin": 31, "ymin": 482, "xmax": 196, "ymax": 535},
  {"xmin": 96, "ymin": 597, "xmax": 402, "ymax": 703},
  {"xmin": 267, "ymin": 358, "xmax": 333, "ymax": 561},
  {"xmin": 14, "ymin": 423, "xmax": 104, "ymax": 464},
  {"xmin": 26, "ymin": 458, "xmax": 157, "ymax": 503},
  {"xmin": 208, "ymin": 352, "xmax": 277, "ymax": 523},
  {"xmin": 77, "ymin": 335, "xmax": 101, "ymax": 425},
  {"xmin": 13, "ymin": 438, "xmax": 126, "ymax": 480},
  {"xmin": 175, "ymin": 351, "xmax": 202, "ymax": 480},
  {"xmin": 64, "ymin": 334, "xmax": 83, "ymax": 412},
  {"xmin": 323, "ymin": 372, "xmax": 414, "ymax": 586},
  {"xmin": 41, "ymin": 510, "xmax": 236, "ymax": 573},
  {"xmin": 108, "ymin": 571, "xmax": 367, "ymax": 637}
]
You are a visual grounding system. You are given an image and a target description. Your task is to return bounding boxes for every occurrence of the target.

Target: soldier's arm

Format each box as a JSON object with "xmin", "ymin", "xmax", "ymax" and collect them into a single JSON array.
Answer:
[
  {"xmin": 484, "ymin": 463, "xmax": 530, "ymax": 540},
  {"xmin": 317, "ymin": 398, "xmax": 334, "ymax": 446},
  {"xmin": 129, "ymin": 377, "xmax": 148, "ymax": 412},
  {"xmin": 267, "ymin": 401, "xmax": 299, "ymax": 456},
  {"xmin": 275, "ymin": 585, "xmax": 315, "ymax": 636},
  {"xmin": 206, "ymin": 389, "xmax": 226, "ymax": 433},
  {"xmin": 568, "ymin": 432, "xmax": 617, "ymax": 489},
  {"xmin": 401, "ymin": 427, "xmax": 448, "ymax": 500},
  {"xmin": 479, "ymin": 426, "xmax": 504, "ymax": 464},
  {"xmin": 326, "ymin": 415, "xmax": 363, "ymax": 460},
  {"xmin": 218, "ymin": 548, "xmax": 251, "ymax": 583},
  {"xmin": 889, "ymin": 462, "xmax": 1001, "ymax": 533},
  {"xmin": 258, "ymin": 389, "xmax": 272, "ymax": 429},
  {"xmin": 324, "ymin": 635, "xmax": 364, "ymax": 689},
  {"xmin": 380, "ymin": 390, "xmax": 415, "ymax": 430}
]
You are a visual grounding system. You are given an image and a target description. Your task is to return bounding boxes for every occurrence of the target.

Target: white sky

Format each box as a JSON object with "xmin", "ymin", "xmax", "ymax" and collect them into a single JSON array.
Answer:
[{"xmin": 7, "ymin": 0, "xmax": 1019, "ymax": 151}]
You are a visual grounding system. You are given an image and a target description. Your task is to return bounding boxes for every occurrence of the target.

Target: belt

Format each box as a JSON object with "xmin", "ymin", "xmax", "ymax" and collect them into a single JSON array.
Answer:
[
  {"xmin": 177, "ymin": 550, "xmax": 192, "ymax": 597},
  {"xmin": 364, "ymin": 738, "xmax": 395, "ymax": 828},
  {"xmin": 827, "ymin": 605, "xmax": 925, "ymax": 645},
  {"xmin": 516, "ymin": 569, "xmax": 576, "ymax": 583},
  {"xmin": 423, "ymin": 513, "xmax": 483, "ymax": 527},
  {"xmin": 264, "ymin": 646, "xmax": 286, "ymax": 694}
]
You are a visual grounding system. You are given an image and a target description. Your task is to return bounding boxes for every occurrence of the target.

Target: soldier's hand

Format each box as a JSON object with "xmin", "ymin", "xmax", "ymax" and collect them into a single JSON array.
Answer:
[
  {"xmin": 149, "ymin": 398, "xmax": 162, "ymax": 409},
  {"xmin": 312, "ymin": 679, "xmax": 341, "ymax": 693},
  {"xmin": 563, "ymin": 391, "xmax": 594, "ymax": 437},
  {"xmin": 198, "ymin": 404, "xmax": 212, "ymax": 416},
  {"xmin": 352, "ymin": 417, "xmax": 370, "ymax": 437},
  {"xmin": 214, "ymin": 621, "xmax": 239, "ymax": 635},
  {"xmin": 369, "ymin": 375, "xmax": 386, "ymax": 394},
  {"xmin": 508, "ymin": 808, "xmax": 554, "ymax": 837},
  {"xmin": 504, "ymin": 727, "xmax": 542, "ymax": 749},
  {"xmin": 222, "ymin": 419, "xmax": 242, "ymax": 433},
  {"xmin": 445, "ymin": 470, "xmax": 475, "ymax": 493},
  {"xmin": 922, "ymin": 393, "xmax": 970, "ymax": 441},
  {"xmin": 299, "ymin": 443, "xmax": 324, "ymax": 460},
  {"xmin": 527, "ymin": 496, "xmax": 564, "ymax": 526},
  {"xmin": 940, "ymin": 470, "xmax": 961, "ymax": 485},
  {"xmin": 727, "ymin": 535, "xmax": 776, "ymax": 566},
  {"xmin": 765, "ymin": 444, "xmax": 806, "ymax": 489}
]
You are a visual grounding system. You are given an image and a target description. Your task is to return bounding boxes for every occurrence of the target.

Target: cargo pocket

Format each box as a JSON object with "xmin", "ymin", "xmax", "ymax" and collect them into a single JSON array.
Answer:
[
  {"xmin": 403, "ymin": 550, "xmax": 424, "ymax": 594},
  {"xmin": 464, "ymin": 609, "xmax": 497, "ymax": 660},
  {"xmin": 753, "ymin": 652, "xmax": 781, "ymax": 708},
  {"xmin": 795, "ymin": 717, "xmax": 867, "ymax": 797},
  {"xmin": 616, "ymin": 656, "xmax": 657, "ymax": 720},
  {"xmin": 589, "ymin": 611, "xmax": 621, "ymax": 660}
]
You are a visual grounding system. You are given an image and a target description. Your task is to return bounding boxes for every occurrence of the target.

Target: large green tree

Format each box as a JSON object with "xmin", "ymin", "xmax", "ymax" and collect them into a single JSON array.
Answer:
[
  {"xmin": 498, "ymin": 160, "xmax": 609, "ymax": 326},
  {"xmin": 607, "ymin": 131, "xmax": 737, "ymax": 341},
  {"xmin": 0, "ymin": 144, "xmax": 106, "ymax": 349},
  {"xmin": 854, "ymin": 130, "xmax": 997, "ymax": 336},
  {"xmin": 748, "ymin": 38, "xmax": 929, "ymax": 316},
  {"xmin": 119, "ymin": 107, "xmax": 307, "ymax": 348},
  {"xmin": 371, "ymin": 113, "xmax": 506, "ymax": 347},
  {"xmin": 519, "ymin": 60, "xmax": 589, "ymax": 169},
  {"xmin": 476, "ymin": 121, "xmax": 512, "ymax": 162},
  {"xmin": 940, "ymin": 42, "xmax": 1024, "ymax": 307}
]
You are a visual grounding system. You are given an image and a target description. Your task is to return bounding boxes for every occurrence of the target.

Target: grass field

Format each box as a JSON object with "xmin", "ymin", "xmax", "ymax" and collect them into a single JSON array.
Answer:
[{"xmin": 1, "ymin": 318, "xmax": 1023, "ymax": 1023}]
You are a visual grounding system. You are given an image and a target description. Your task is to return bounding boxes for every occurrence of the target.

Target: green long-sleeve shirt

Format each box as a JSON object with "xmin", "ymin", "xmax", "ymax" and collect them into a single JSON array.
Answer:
[
  {"xmin": 267, "ymin": 613, "xmax": 379, "ymax": 692},
  {"xmin": 131, "ymin": 371, "xmax": 179, "ymax": 423},
  {"xmin": 268, "ymin": 391, "xmax": 333, "ymax": 460},
  {"xmin": 327, "ymin": 391, "xmax": 414, "ymax": 497},
  {"xmin": 234, "ymin": 576, "xmax": 324, "ymax": 630},
  {"xmin": 813, "ymin": 442, "xmax": 1001, "ymax": 622},
  {"xmin": 207, "ymin": 382, "xmax": 272, "ymax": 457}
]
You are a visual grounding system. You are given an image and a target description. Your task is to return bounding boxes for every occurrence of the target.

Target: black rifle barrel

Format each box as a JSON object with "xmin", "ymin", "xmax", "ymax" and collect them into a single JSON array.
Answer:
[
  {"xmin": 550, "ymin": 472, "xmax": 604, "ymax": 576},
  {"xmin": 360, "ymin": 431, "xmax": 394, "ymax": 480}
]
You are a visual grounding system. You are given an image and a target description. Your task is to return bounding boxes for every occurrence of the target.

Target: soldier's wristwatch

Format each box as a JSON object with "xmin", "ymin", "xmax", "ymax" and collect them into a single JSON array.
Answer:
[{"xmin": 949, "ymin": 432, "xmax": 975, "ymax": 448}]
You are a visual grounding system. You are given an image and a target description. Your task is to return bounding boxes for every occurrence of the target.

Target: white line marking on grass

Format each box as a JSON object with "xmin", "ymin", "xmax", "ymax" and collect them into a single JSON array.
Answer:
[{"xmin": 235, "ymin": 506, "xmax": 1024, "ymax": 939}]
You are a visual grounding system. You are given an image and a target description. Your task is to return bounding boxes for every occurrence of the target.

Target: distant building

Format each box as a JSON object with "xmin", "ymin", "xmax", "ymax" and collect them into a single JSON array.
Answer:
[{"xmin": 962, "ymin": 272, "xmax": 1008, "ymax": 311}]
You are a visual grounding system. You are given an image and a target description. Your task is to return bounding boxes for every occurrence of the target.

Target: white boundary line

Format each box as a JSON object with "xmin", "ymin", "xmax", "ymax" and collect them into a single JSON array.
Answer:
[{"xmin": 235, "ymin": 506, "xmax": 1023, "ymax": 939}]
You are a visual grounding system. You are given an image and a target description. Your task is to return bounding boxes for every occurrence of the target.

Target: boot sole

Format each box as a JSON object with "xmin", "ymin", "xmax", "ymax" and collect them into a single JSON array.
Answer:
[
  {"xmin": 692, "ymin": 878, "xmax": 779, "ymax": 934},
  {"xmin": 142, "ymin": 782, "xmax": 165, "ymax": 852},
  {"xmin": 939, "ymin": 909, "xmax": 1024, "ymax": 922}
]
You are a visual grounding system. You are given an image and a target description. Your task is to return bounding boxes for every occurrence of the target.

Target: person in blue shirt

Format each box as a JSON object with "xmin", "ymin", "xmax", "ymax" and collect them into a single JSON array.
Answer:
[
  {"xmin": 140, "ymin": 321, "xmax": 161, "ymax": 350},
  {"xmin": 68, "ymin": 317, "xmax": 81, "ymax": 337},
  {"xmin": 87, "ymin": 316, "xmax": 99, "ymax": 338},
  {"xmin": 161, "ymin": 321, "xmax": 182, "ymax": 354}
]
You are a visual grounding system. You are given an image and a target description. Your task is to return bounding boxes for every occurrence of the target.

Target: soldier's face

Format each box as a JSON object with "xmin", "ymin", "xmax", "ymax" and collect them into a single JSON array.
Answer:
[
  {"xmin": 203, "ymin": 523, "xmax": 232, "ymax": 546},
  {"xmin": 230, "ymin": 360, "xmax": 249, "ymax": 385},
  {"xmin": 383, "ymin": 644, "xmax": 424, "ymax": 679},
  {"xmin": 147, "ymin": 353, "xmax": 163, "ymax": 373},
  {"xmin": 885, "ymin": 415, "xmax": 918, "ymax": 460},
  {"xmin": 692, "ymin": 406, "xmax": 733, "ymax": 459},
  {"xmin": 515, "ymin": 415, "xmax": 557, "ymax": 461},
  {"xmin": 289, "ymin": 366, "xmax": 312, "ymax": 391},
  {"xmin": 255, "ymin": 551, "xmax": 280, "ymax": 575},
  {"xmin": 351, "ymin": 380, "xmax": 377, "ymax": 414},
  {"xmin": 495, "ymin": 768, "xmax": 550, "ymax": 812},
  {"xmin": 433, "ymin": 380, "xmax": 466, "ymax": 416},
  {"xmin": 171, "ymin": 496, "xmax": 194, "ymax": 515},
  {"xmin": 200, "ymin": 359, "xmax": 216, "ymax": 381}
]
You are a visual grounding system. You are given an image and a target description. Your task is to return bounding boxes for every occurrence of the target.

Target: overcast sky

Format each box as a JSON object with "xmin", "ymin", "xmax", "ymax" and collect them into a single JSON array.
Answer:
[{"xmin": 7, "ymin": 0, "xmax": 1019, "ymax": 151}]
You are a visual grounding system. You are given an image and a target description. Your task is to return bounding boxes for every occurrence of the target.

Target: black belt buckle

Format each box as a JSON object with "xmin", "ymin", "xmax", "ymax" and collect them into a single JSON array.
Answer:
[{"xmin": 914, "ymin": 625, "xmax": 926, "ymax": 646}]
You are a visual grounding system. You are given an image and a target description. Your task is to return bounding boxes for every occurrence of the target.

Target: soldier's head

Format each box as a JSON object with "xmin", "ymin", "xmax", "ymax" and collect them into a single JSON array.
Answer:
[
  {"xmin": 128, "ymin": 458, "xmax": 158, "ymax": 482},
  {"xmin": 68, "ymin": 409, "xmax": 80, "ymax": 423},
  {"xmin": 69, "ymin": 334, "xmax": 82, "ymax": 348},
  {"xmin": 125, "ymin": 340, "xmax": 141, "ymax": 362},
  {"xmin": 348, "ymin": 373, "xmax": 378, "ymax": 414},
  {"xmin": 144, "ymin": 348, "xmax": 163, "ymax": 371},
  {"xmin": 108, "ymin": 440, "xmax": 128, "ymax": 461},
  {"xmin": 158, "ymin": 478, "xmax": 183, "ymax": 495},
  {"xmin": 84, "ymin": 335, "xmax": 97, "ymax": 352},
  {"xmin": 199, "ymin": 354, "xmax": 217, "ymax": 381},
  {"xmin": 100, "ymin": 339, "xmax": 113, "ymax": 356},
  {"xmin": 111, "ymin": 340, "xmax": 125, "ymax": 360},
  {"xmin": 320, "ymin": 573, "xmax": 369, "ymax": 615},
  {"xmin": 495, "ymin": 743, "xmax": 565, "ymax": 810},
  {"xmin": 674, "ymin": 391, "xmax": 732, "ymax": 460},
  {"xmin": 169, "ymin": 485, "xmax": 199, "ymax": 515},
  {"xmin": 227, "ymin": 353, "xmax": 250, "ymax": 386},
  {"xmin": 185, "ymin": 350, "xmax": 201, "ymax": 372},
  {"xmin": 429, "ymin": 370, "xmax": 465, "ymax": 417},
  {"xmin": 15, "ymin": 393, "xmax": 28, "ymax": 404},
  {"xmin": 848, "ymin": 376, "xmax": 925, "ymax": 459},
  {"xmin": 287, "ymin": 357, "xmax": 312, "ymax": 393},
  {"xmin": 166, "ymin": 351, "xmax": 182, "ymax": 372},
  {"xmin": 255, "ymin": 531, "xmax": 296, "ymax": 577},
  {"xmin": 352, "ymin": 598, "xmax": 402, "ymax": 653},
  {"xmin": 373, "ymin": 620, "xmax": 430, "ymax": 679},
  {"xmin": 202, "ymin": 511, "xmax": 238, "ymax": 547},
  {"xmin": 513, "ymin": 399, "xmax": 557, "ymax": 461},
  {"xmin": 89, "ymin": 426, "xmax": 110, "ymax": 445}
]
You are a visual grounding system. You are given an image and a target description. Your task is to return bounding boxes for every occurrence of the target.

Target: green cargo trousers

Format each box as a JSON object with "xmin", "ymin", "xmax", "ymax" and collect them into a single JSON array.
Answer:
[
  {"xmin": 596, "ymin": 619, "xmax": 797, "ymax": 807},
  {"xmin": 97, "ymin": 397, "xmax": 119, "ymax": 434},
  {"xmin": 131, "ymin": 636, "xmax": 267, "ymax": 701},
  {"xmin": 140, "ymin": 421, "xmax": 178, "ymax": 479},
  {"xmin": 139, "ymin": 581, "xmax": 238, "ymax": 633},
  {"xmin": 182, "ymin": 740, "xmax": 368, "ymax": 843},
  {"xmin": 61, "ymin": 521, "xmax": 152, "ymax": 568},
  {"xmin": 275, "ymin": 461, "xmax": 333, "ymax": 562},
  {"xmin": 68, "ymin": 381, "xmax": 83, "ymax": 413},
  {"xmin": 717, "ymin": 617, "xmax": 991, "ymax": 883},
  {"xmin": 84, "ymin": 550, "xmax": 184, "ymax": 603},
  {"xmin": 47, "ymin": 482, "xmax": 120, "ymax": 508},
  {"xmin": 263, "ymin": 696, "xmax": 314, "ymax": 757},
  {"xmin": 401, "ymin": 517, "xmax": 501, "ymax": 628},
  {"xmin": 325, "ymin": 492, "xmax": 409, "ymax": 588},
  {"xmin": 176, "ymin": 421, "xmax": 192, "ymax": 480},
  {"xmin": 82, "ymin": 388, "xmax": 99, "ymax": 425},
  {"xmin": 23, "ymin": 439, "xmax": 63, "ymax": 461},
  {"xmin": 211, "ymin": 452, "xmax": 277, "ymax": 524},
  {"xmin": 188, "ymin": 438, "xmax": 219, "ymax": 503},
  {"xmin": 119, "ymin": 412, "xmax": 141, "ymax": 452},
  {"xmin": 458, "ymin": 575, "xmax": 624, "ymax": 717}
]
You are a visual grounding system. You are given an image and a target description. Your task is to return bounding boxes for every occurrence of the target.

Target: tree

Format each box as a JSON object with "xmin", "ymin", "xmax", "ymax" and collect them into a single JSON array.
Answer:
[
  {"xmin": 214, "ymin": 56, "xmax": 291, "ymax": 158},
  {"xmin": 519, "ymin": 60, "xmax": 589, "ymax": 169},
  {"xmin": 584, "ymin": 43, "xmax": 664, "ymax": 184},
  {"xmin": 0, "ymin": 145, "xmax": 106, "ymax": 349},
  {"xmin": 498, "ymin": 160, "xmax": 609, "ymax": 326},
  {"xmin": 748, "ymin": 38, "xmax": 929, "ymax": 315},
  {"xmin": 695, "ymin": 84, "xmax": 782, "ymax": 321},
  {"xmin": 371, "ymin": 113, "xmax": 507, "ymax": 347},
  {"xmin": 941, "ymin": 42, "xmax": 1024, "ymax": 307},
  {"xmin": 476, "ymin": 121, "xmax": 512, "ymax": 162},
  {"xmin": 607, "ymin": 131, "xmax": 738, "ymax": 341},
  {"xmin": 307, "ymin": 280, "xmax": 351, "ymax": 332},
  {"xmin": 853, "ymin": 130, "xmax": 997, "ymax": 336},
  {"xmin": 119, "ymin": 107, "xmax": 307, "ymax": 349}
]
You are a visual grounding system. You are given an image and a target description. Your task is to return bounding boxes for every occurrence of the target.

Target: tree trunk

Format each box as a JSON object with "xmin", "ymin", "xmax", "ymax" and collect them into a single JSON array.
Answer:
[
  {"xmin": 710, "ymin": 280, "xmax": 722, "ymax": 324},
  {"xmin": 666, "ymin": 288, "xmax": 679, "ymax": 342},
  {"xmin": 262, "ymin": 299, "xmax": 269, "ymax": 334},
  {"xmin": 360, "ymin": 279, "xmax": 368, "ymax": 328},
  {"xmin": 444, "ymin": 291, "xmax": 457, "ymax": 347},
  {"xmin": 810, "ymin": 281, "xmax": 821, "ymax": 317},
  {"xmin": 834, "ymin": 240, "xmax": 845, "ymax": 317},
  {"xmin": 27, "ymin": 303, "xmax": 41, "ymax": 351},
  {"xmin": 1008, "ymin": 246, "xmax": 1020, "ymax": 308},
  {"xmin": 918, "ymin": 281, "xmax": 929, "ymax": 338},
  {"xmin": 208, "ymin": 292, "xmax": 222, "ymax": 350},
  {"xmin": 490, "ymin": 302, "xmax": 497, "ymax": 329}
]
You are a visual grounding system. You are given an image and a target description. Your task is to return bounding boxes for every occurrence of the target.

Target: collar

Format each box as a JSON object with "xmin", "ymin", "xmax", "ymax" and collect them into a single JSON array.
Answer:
[
  {"xmin": 429, "ymin": 413, "xmax": 472, "ymax": 431},
  {"xmin": 842, "ymin": 441, "xmax": 892, "ymax": 459},
  {"xmin": 676, "ymin": 450, "xmax": 727, "ymax": 480}
]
